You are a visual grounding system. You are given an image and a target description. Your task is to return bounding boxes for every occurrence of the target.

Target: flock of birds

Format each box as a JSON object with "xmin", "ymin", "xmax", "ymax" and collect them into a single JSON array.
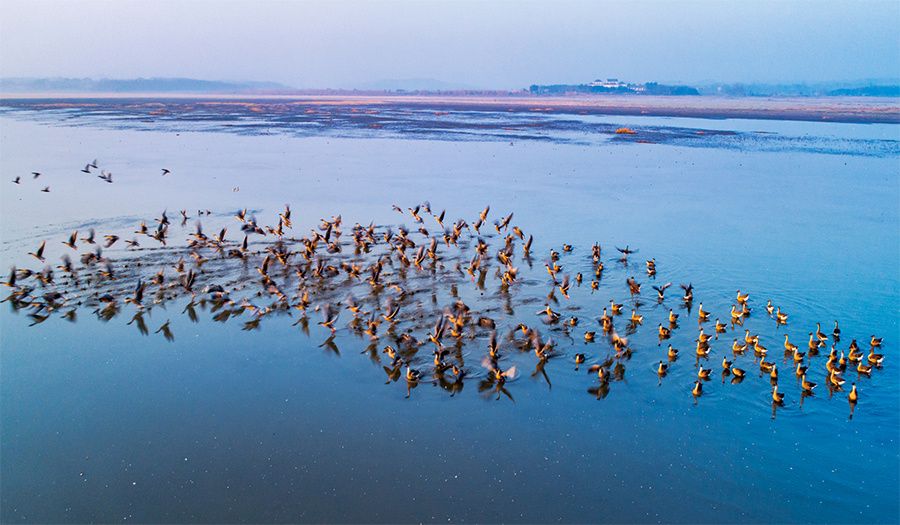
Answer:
[
  {"xmin": 11, "ymin": 159, "xmax": 171, "ymax": 191},
  {"xmin": 3, "ymin": 196, "xmax": 889, "ymax": 412}
]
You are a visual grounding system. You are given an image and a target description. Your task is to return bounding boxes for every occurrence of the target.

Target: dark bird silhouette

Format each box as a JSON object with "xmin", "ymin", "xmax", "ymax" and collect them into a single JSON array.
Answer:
[
  {"xmin": 28, "ymin": 240, "xmax": 46, "ymax": 262},
  {"xmin": 62, "ymin": 231, "xmax": 78, "ymax": 250},
  {"xmin": 155, "ymin": 320, "xmax": 174, "ymax": 341},
  {"xmin": 652, "ymin": 282, "xmax": 671, "ymax": 301}
]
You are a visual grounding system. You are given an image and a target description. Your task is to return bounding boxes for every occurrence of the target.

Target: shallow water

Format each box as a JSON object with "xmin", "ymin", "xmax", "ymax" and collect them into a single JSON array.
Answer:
[{"xmin": 0, "ymin": 106, "xmax": 898, "ymax": 523}]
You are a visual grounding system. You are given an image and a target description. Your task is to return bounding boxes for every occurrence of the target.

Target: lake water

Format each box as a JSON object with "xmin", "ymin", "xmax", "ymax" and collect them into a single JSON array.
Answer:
[{"xmin": 1, "ymin": 101, "xmax": 898, "ymax": 523}]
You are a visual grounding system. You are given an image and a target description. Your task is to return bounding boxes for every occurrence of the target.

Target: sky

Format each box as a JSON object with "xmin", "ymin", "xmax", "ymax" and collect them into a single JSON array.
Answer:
[{"xmin": 1, "ymin": 0, "xmax": 898, "ymax": 89}]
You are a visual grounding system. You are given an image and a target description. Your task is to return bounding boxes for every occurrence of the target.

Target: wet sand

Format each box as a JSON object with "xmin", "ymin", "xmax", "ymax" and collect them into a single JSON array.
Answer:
[{"xmin": 2, "ymin": 92, "xmax": 899, "ymax": 123}]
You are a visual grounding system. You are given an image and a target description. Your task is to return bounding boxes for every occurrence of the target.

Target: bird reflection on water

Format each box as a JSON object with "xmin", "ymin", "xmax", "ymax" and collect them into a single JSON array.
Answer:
[{"xmin": 3, "ymin": 200, "xmax": 889, "ymax": 411}]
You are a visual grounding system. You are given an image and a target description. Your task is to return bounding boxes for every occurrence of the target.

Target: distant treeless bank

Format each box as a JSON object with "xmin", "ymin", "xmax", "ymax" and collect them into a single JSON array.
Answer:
[{"xmin": 1, "ymin": 93, "xmax": 898, "ymax": 124}]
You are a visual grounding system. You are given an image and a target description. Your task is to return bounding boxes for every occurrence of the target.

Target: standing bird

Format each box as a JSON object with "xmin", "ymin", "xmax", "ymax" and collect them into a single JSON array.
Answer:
[
  {"xmin": 692, "ymin": 380, "xmax": 703, "ymax": 397},
  {"xmin": 848, "ymin": 383, "xmax": 858, "ymax": 403},
  {"xmin": 772, "ymin": 385, "xmax": 785, "ymax": 404},
  {"xmin": 801, "ymin": 375, "xmax": 817, "ymax": 392}
]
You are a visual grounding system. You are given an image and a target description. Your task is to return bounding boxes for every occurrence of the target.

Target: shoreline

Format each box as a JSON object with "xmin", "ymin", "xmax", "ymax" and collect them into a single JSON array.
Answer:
[{"xmin": 2, "ymin": 93, "xmax": 899, "ymax": 124}]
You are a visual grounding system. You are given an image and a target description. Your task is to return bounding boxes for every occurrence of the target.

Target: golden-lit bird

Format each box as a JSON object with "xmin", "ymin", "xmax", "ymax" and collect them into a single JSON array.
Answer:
[
  {"xmin": 692, "ymin": 380, "xmax": 703, "ymax": 397},
  {"xmin": 62, "ymin": 231, "xmax": 78, "ymax": 250},
  {"xmin": 667, "ymin": 345, "xmax": 679, "ymax": 359},
  {"xmin": 801, "ymin": 375, "xmax": 817, "ymax": 392},
  {"xmin": 28, "ymin": 240, "xmax": 46, "ymax": 262},
  {"xmin": 772, "ymin": 385, "xmax": 785, "ymax": 404},
  {"xmin": 697, "ymin": 303, "xmax": 710, "ymax": 322}
]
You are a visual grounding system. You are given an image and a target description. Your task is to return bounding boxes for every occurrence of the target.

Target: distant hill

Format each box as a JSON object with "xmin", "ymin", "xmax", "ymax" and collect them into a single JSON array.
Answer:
[
  {"xmin": 0, "ymin": 77, "xmax": 292, "ymax": 94},
  {"xmin": 698, "ymin": 81, "xmax": 900, "ymax": 97},
  {"xmin": 827, "ymin": 85, "xmax": 900, "ymax": 97}
]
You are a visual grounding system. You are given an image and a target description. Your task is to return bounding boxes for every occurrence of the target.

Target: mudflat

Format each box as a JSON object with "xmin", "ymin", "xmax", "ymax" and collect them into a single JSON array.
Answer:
[{"xmin": 2, "ymin": 92, "xmax": 899, "ymax": 123}]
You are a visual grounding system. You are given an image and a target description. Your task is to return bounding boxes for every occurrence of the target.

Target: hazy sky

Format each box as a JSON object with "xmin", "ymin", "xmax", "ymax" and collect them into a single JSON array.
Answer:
[{"xmin": 1, "ymin": 0, "xmax": 898, "ymax": 88}]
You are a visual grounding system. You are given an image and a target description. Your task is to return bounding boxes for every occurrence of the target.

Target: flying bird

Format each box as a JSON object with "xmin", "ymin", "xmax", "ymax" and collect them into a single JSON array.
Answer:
[{"xmin": 28, "ymin": 240, "xmax": 46, "ymax": 262}]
